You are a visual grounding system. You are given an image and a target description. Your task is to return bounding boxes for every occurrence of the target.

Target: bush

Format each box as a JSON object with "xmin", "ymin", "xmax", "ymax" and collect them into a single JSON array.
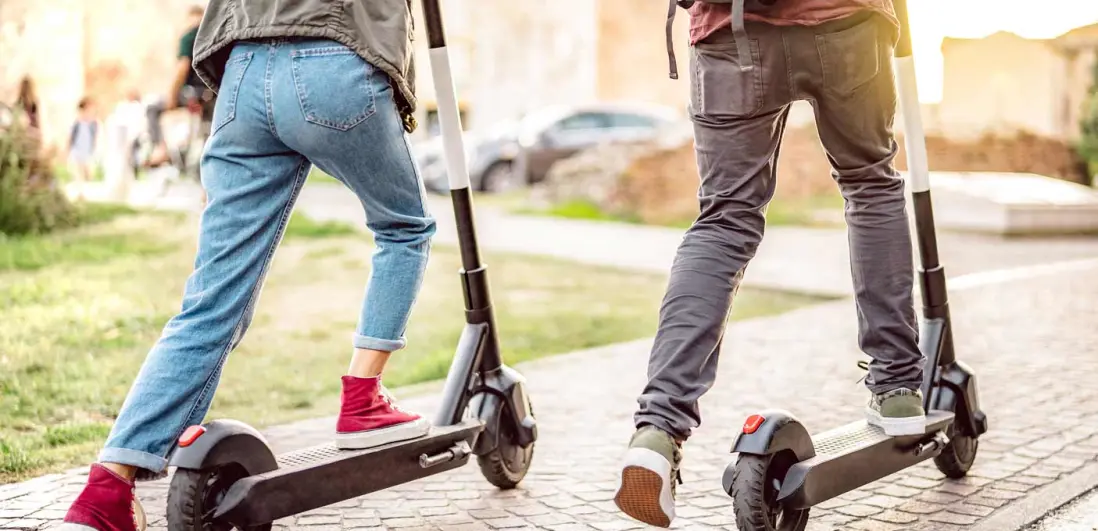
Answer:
[
  {"xmin": 1079, "ymin": 95, "xmax": 1098, "ymax": 184},
  {"xmin": 1077, "ymin": 54, "xmax": 1098, "ymax": 186},
  {"xmin": 0, "ymin": 110, "xmax": 77, "ymax": 236}
]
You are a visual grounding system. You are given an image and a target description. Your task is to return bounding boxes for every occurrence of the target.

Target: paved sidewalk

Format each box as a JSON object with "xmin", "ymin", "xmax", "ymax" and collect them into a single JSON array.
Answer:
[
  {"xmin": 3, "ymin": 256, "xmax": 1098, "ymax": 531},
  {"xmin": 298, "ymin": 185, "xmax": 1098, "ymax": 299}
]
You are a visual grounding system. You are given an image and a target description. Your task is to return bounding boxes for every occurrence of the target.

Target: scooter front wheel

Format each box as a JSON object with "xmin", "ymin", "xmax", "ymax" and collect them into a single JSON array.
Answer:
[
  {"xmin": 477, "ymin": 403, "xmax": 535, "ymax": 489},
  {"xmin": 168, "ymin": 464, "xmax": 270, "ymax": 531},
  {"xmin": 730, "ymin": 452, "xmax": 809, "ymax": 531},
  {"xmin": 934, "ymin": 424, "xmax": 979, "ymax": 478}
]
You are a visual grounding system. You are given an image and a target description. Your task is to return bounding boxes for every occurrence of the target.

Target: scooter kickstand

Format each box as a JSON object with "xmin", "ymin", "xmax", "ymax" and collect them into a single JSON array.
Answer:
[
  {"xmin": 419, "ymin": 440, "xmax": 473, "ymax": 469},
  {"xmin": 914, "ymin": 432, "xmax": 950, "ymax": 457}
]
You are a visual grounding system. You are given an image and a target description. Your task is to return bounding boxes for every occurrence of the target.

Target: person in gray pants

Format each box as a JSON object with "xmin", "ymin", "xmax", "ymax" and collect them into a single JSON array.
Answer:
[{"xmin": 614, "ymin": 0, "xmax": 926, "ymax": 527}]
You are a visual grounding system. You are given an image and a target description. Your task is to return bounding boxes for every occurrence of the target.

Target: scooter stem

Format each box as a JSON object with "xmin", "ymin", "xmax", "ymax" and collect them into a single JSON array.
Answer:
[
  {"xmin": 893, "ymin": 0, "xmax": 940, "ymax": 275},
  {"xmin": 893, "ymin": 0, "xmax": 956, "ymax": 372},
  {"xmin": 421, "ymin": 0, "xmax": 485, "ymax": 274},
  {"xmin": 420, "ymin": 0, "xmax": 504, "ymax": 380}
]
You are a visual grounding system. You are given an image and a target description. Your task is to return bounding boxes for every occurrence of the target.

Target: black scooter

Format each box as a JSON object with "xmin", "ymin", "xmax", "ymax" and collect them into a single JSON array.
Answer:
[
  {"xmin": 722, "ymin": 2, "xmax": 989, "ymax": 529},
  {"xmin": 163, "ymin": 3, "xmax": 537, "ymax": 529}
]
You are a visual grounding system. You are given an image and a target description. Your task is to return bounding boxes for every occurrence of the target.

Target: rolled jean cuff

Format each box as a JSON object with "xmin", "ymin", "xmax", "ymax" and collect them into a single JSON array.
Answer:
[
  {"xmin": 99, "ymin": 447, "xmax": 168, "ymax": 480},
  {"xmin": 353, "ymin": 333, "xmax": 406, "ymax": 352}
]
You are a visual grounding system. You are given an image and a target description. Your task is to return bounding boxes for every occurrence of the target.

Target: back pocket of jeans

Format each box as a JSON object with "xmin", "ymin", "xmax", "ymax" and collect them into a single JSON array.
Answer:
[
  {"xmin": 212, "ymin": 50, "xmax": 254, "ymax": 135},
  {"xmin": 291, "ymin": 47, "xmax": 377, "ymax": 131},
  {"xmin": 816, "ymin": 18, "xmax": 881, "ymax": 96},
  {"xmin": 690, "ymin": 40, "xmax": 764, "ymax": 119}
]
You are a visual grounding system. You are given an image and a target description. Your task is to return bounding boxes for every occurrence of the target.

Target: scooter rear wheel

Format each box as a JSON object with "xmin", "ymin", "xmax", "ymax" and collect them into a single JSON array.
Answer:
[
  {"xmin": 730, "ymin": 452, "xmax": 809, "ymax": 531},
  {"xmin": 168, "ymin": 464, "xmax": 271, "ymax": 531},
  {"xmin": 477, "ymin": 403, "xmax": 535, "ymax": 489},
  {"xmin": 934, "ymin": 424, "xmax": 978, "ymax": 478}
]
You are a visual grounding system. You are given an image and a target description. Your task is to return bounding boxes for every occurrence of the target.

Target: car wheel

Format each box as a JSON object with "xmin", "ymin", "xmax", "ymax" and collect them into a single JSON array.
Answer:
[{"xmin": 480, "ymin": 161, "xmax": 518, "ymax": 194}]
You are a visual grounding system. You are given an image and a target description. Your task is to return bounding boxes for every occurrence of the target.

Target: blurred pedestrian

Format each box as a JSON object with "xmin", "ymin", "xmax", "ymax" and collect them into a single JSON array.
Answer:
[
  {"xmin": 145, "ymin": 4, "xmax": 209, "ymax": 168},
  {"xmin": 68, "ymin": 98, "xmax": 99, "ymax": 200},
  {"xmin": 15, "ymin": 76, "xmax": 40, "ymax": 129}
]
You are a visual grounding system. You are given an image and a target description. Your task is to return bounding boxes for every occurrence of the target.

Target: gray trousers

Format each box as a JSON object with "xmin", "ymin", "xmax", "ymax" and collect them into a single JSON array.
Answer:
[{"xmin": 635, "ymin": 11, "xmax": 925, "ymax": 441}]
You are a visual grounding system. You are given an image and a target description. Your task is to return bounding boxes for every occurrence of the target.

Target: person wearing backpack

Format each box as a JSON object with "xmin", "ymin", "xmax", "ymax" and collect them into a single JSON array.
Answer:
[
  {"xmin": 615, "ymin": 0, "xmax": 924, "ymax": 527},
  {"xmin": 69, "ymin": 98, "xmax": 100, "ymax": 200}
]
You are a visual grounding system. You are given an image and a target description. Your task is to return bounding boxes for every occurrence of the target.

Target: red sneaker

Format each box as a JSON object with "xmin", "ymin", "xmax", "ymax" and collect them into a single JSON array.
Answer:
[
  {"xmin": 335, "ymin": 375, "xmax": 429, "ymax": 450},
  {"xmin": 59, "ymin": 464, "xmax": 146, "ymax": 531}
]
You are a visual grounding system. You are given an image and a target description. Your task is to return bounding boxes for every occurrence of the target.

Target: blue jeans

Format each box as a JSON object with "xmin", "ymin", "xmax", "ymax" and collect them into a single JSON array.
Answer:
[{"xmin": 100, "ymin": 39, "xmax": 435, "ymax": 475}]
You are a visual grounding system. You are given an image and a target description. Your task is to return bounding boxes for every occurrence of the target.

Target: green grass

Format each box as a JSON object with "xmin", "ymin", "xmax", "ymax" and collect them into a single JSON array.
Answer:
[
  {"xmin": 545, "ymin": 200, "xmax": 643, "ymax": 224},
  {"xmin": 523, "ymin": 193, "xmax": 846, "ymax": 229},
  {"xmin": 0, "ymin": 204, "xmax": 173, "ymax": 272},
  {"xmin": 54, "ymin": 165, "xmax": 106, "ymax": 184},
  {"xmin": 284, "ymin": 212, "xmax": 357, "ymax": 239},
  {"xmin": 73, "ymin": 203, "xmax": 139, "ymax": 225},
  {"xmin": 0, "ymin": 209, "xmax": 825, "ymax": 482},
  {"xmin": 306, "ymin": 170, "xmax": 342, "ymax": 186},
  {"xmin": 764, "ymin": 193, "xmax": 846, "ymax": 226}
]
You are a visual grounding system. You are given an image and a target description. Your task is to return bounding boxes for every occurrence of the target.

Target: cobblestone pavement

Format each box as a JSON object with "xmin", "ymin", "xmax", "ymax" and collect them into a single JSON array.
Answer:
[
  {"xmin": 3, "ymin": 258, "xmax": 1098, "ymax": 530},
  {"xmin": 1027, "ymin": 488, "xmax": 1098, "ymax": 530}
]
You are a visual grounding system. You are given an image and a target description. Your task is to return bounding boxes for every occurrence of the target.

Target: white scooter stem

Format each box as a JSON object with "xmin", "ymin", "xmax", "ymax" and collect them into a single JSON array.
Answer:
[
  {"xmin": 892, "ymin": 0, "xmax": 942, "ymax": 273},
  {"xmin": 420, "ymin": 0, "xmax": 487, "ymax": 274},
  {"xmin": 893, "ymin": 0, "xmax": 930, "ymax": 195},
  {"xmin": 422, "ymin": 0, "xmax": 472, "ymax": 192}
]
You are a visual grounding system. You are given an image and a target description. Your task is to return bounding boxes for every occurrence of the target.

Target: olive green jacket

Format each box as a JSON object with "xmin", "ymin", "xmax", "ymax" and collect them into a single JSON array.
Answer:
[{"xmin": 191, "ymin": 0, "xmax": 418, "ymax": 131}]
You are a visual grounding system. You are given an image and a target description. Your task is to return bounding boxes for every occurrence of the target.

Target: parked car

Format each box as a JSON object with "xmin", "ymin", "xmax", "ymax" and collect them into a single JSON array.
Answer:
[{"xmin": 418, "ymin": 102, "xmax": 683, "ymax": 194}]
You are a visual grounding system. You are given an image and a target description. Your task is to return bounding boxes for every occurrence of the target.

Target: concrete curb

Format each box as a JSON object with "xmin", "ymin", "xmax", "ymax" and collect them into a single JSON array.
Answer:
[{"xmin": 970, "ymin": 463, "xmax": 1098, "ymax": 531}]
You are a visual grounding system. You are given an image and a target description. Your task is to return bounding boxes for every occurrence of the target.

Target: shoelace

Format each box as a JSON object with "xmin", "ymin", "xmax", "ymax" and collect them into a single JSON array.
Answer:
[
  {"xmin": 672, "ymin": 444, "xmax": 684, "ymax": 492},
  {"xmin": 855, "ymin": 359, "xmax": 870, "ymax": 384},
  {"xmin": 379, "ymin": 385, "xmax": 406, "ymax": 413}
]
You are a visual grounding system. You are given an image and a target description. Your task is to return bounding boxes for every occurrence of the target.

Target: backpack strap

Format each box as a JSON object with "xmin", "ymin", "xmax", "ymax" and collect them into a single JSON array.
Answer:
[
  {"xmin": 666, "ymin": 0, "xmax": 682, "ymax": 79},
  {"xmin": 665, "ymin": 0, "xmax": 750, "ymax": 80},
  {"xmin": 729, "ymin": 0, "xmax": 753, "ymax": 74}
]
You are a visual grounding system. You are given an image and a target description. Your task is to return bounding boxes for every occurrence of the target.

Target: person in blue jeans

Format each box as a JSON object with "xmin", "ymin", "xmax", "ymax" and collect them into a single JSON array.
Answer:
[{"xmin": 61, "ymin": 2, "xmax": 429, "ymax": 530}]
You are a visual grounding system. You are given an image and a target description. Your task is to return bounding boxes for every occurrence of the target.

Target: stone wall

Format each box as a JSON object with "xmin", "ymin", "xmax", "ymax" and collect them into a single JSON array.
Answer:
[
  {"xmin": 410, "ymin": 0, "xmax": 600, "ymax": 137},
  {"xmin": 595, "ymin": 0, "xmax": 691, "ymax": 115},
  {"xmin": 0, "ymin": 0, "xmax": 85, "ymax": 155},
  {"xmin": 937, "ymin": 30, "xmax": 1098, "ymax": 142},
  {"xmin": 6, "ymin": 0, "xmax": 602, "ymax": 150},
  {"xmin": 82, "ymin": 0, "xmax": 199, "ymax": 112},
  {"xmin": 541, "ymin": 119, "xmax": 1089, "ymax": 225},
  {"xmin": 410, "ymin": 0, "xmax": 696, "ymax": 138},
  {"xmin": 0, "ymin": 0, "xmax": 200, "ymax": 154}
]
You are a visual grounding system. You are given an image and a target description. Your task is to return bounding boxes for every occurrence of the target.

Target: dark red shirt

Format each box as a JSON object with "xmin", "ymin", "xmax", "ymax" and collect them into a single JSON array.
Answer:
[{"xmin": 689, "ymin": 0, "xmax": 898, "ymax": 44}]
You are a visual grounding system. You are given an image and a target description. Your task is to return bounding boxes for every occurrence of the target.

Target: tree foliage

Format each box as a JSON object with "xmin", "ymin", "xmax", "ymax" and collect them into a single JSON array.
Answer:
[{"xmin": 1079, "ymin": 53, "xmax": 1098, "ymax": 184}]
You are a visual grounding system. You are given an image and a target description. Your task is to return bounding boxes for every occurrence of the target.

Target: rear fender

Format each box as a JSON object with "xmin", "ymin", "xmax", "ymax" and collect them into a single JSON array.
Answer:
[{"xmin": 168, "ymin": 419, "xmax": 277, "ymax": 475}]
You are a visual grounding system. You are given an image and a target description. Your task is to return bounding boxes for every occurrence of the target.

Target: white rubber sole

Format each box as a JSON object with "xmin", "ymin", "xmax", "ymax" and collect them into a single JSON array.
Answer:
[
  {"xmin": 335, "ymin": 418, "xmax": 430, "ymax": 450},
  {"xmin": 614, "ymin": 447, "xmax": 676, "ymax": 528},
  {"xmin": 866, "ymin": 407, "xmax": 927, "ymax": 436}
]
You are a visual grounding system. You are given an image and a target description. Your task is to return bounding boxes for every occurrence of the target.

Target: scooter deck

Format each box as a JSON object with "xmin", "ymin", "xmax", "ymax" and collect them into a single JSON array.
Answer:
[
  {"xmin": 777, "ymin": 410, "xmax": 954, "ymax": 509},
  {"xmin": 214, "ymin": 419, "xmax": 484, "ymax": 527}
]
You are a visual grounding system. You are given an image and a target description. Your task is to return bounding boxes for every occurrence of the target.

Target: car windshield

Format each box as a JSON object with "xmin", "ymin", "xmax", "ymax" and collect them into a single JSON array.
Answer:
[{"xmin": 519, "ymin": 107, "xmax": 573, "ymax": 137}]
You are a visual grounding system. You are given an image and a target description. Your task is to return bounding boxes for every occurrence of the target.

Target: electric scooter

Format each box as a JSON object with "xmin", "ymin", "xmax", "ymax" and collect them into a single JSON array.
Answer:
[
  {"xmin": 722, "ymin": 2, "xmax": 989, "ymax": 529},
  {"xmin": 162, "ymin": 2, "xmax": 537, "ymax": 529}
]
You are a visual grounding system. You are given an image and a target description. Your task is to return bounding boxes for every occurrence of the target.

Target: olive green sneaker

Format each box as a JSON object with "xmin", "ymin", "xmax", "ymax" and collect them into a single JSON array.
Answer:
[
  {"xmin": 866, "ymin": 388, "xmax": 927, "ymax": 436},
  {"xmin": 614, "ymin": 426, "xmax": 682, "ymax": 528}
]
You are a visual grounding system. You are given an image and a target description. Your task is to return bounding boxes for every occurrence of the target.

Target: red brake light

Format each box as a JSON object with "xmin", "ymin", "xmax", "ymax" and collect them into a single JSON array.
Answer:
[
  {"xmin": 743, "ymin": 415, "xmax": 765, "ymax": 434},
  {"xmin": 179, "ymin": 425, "xmax": 206, "ymax": 447}
]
